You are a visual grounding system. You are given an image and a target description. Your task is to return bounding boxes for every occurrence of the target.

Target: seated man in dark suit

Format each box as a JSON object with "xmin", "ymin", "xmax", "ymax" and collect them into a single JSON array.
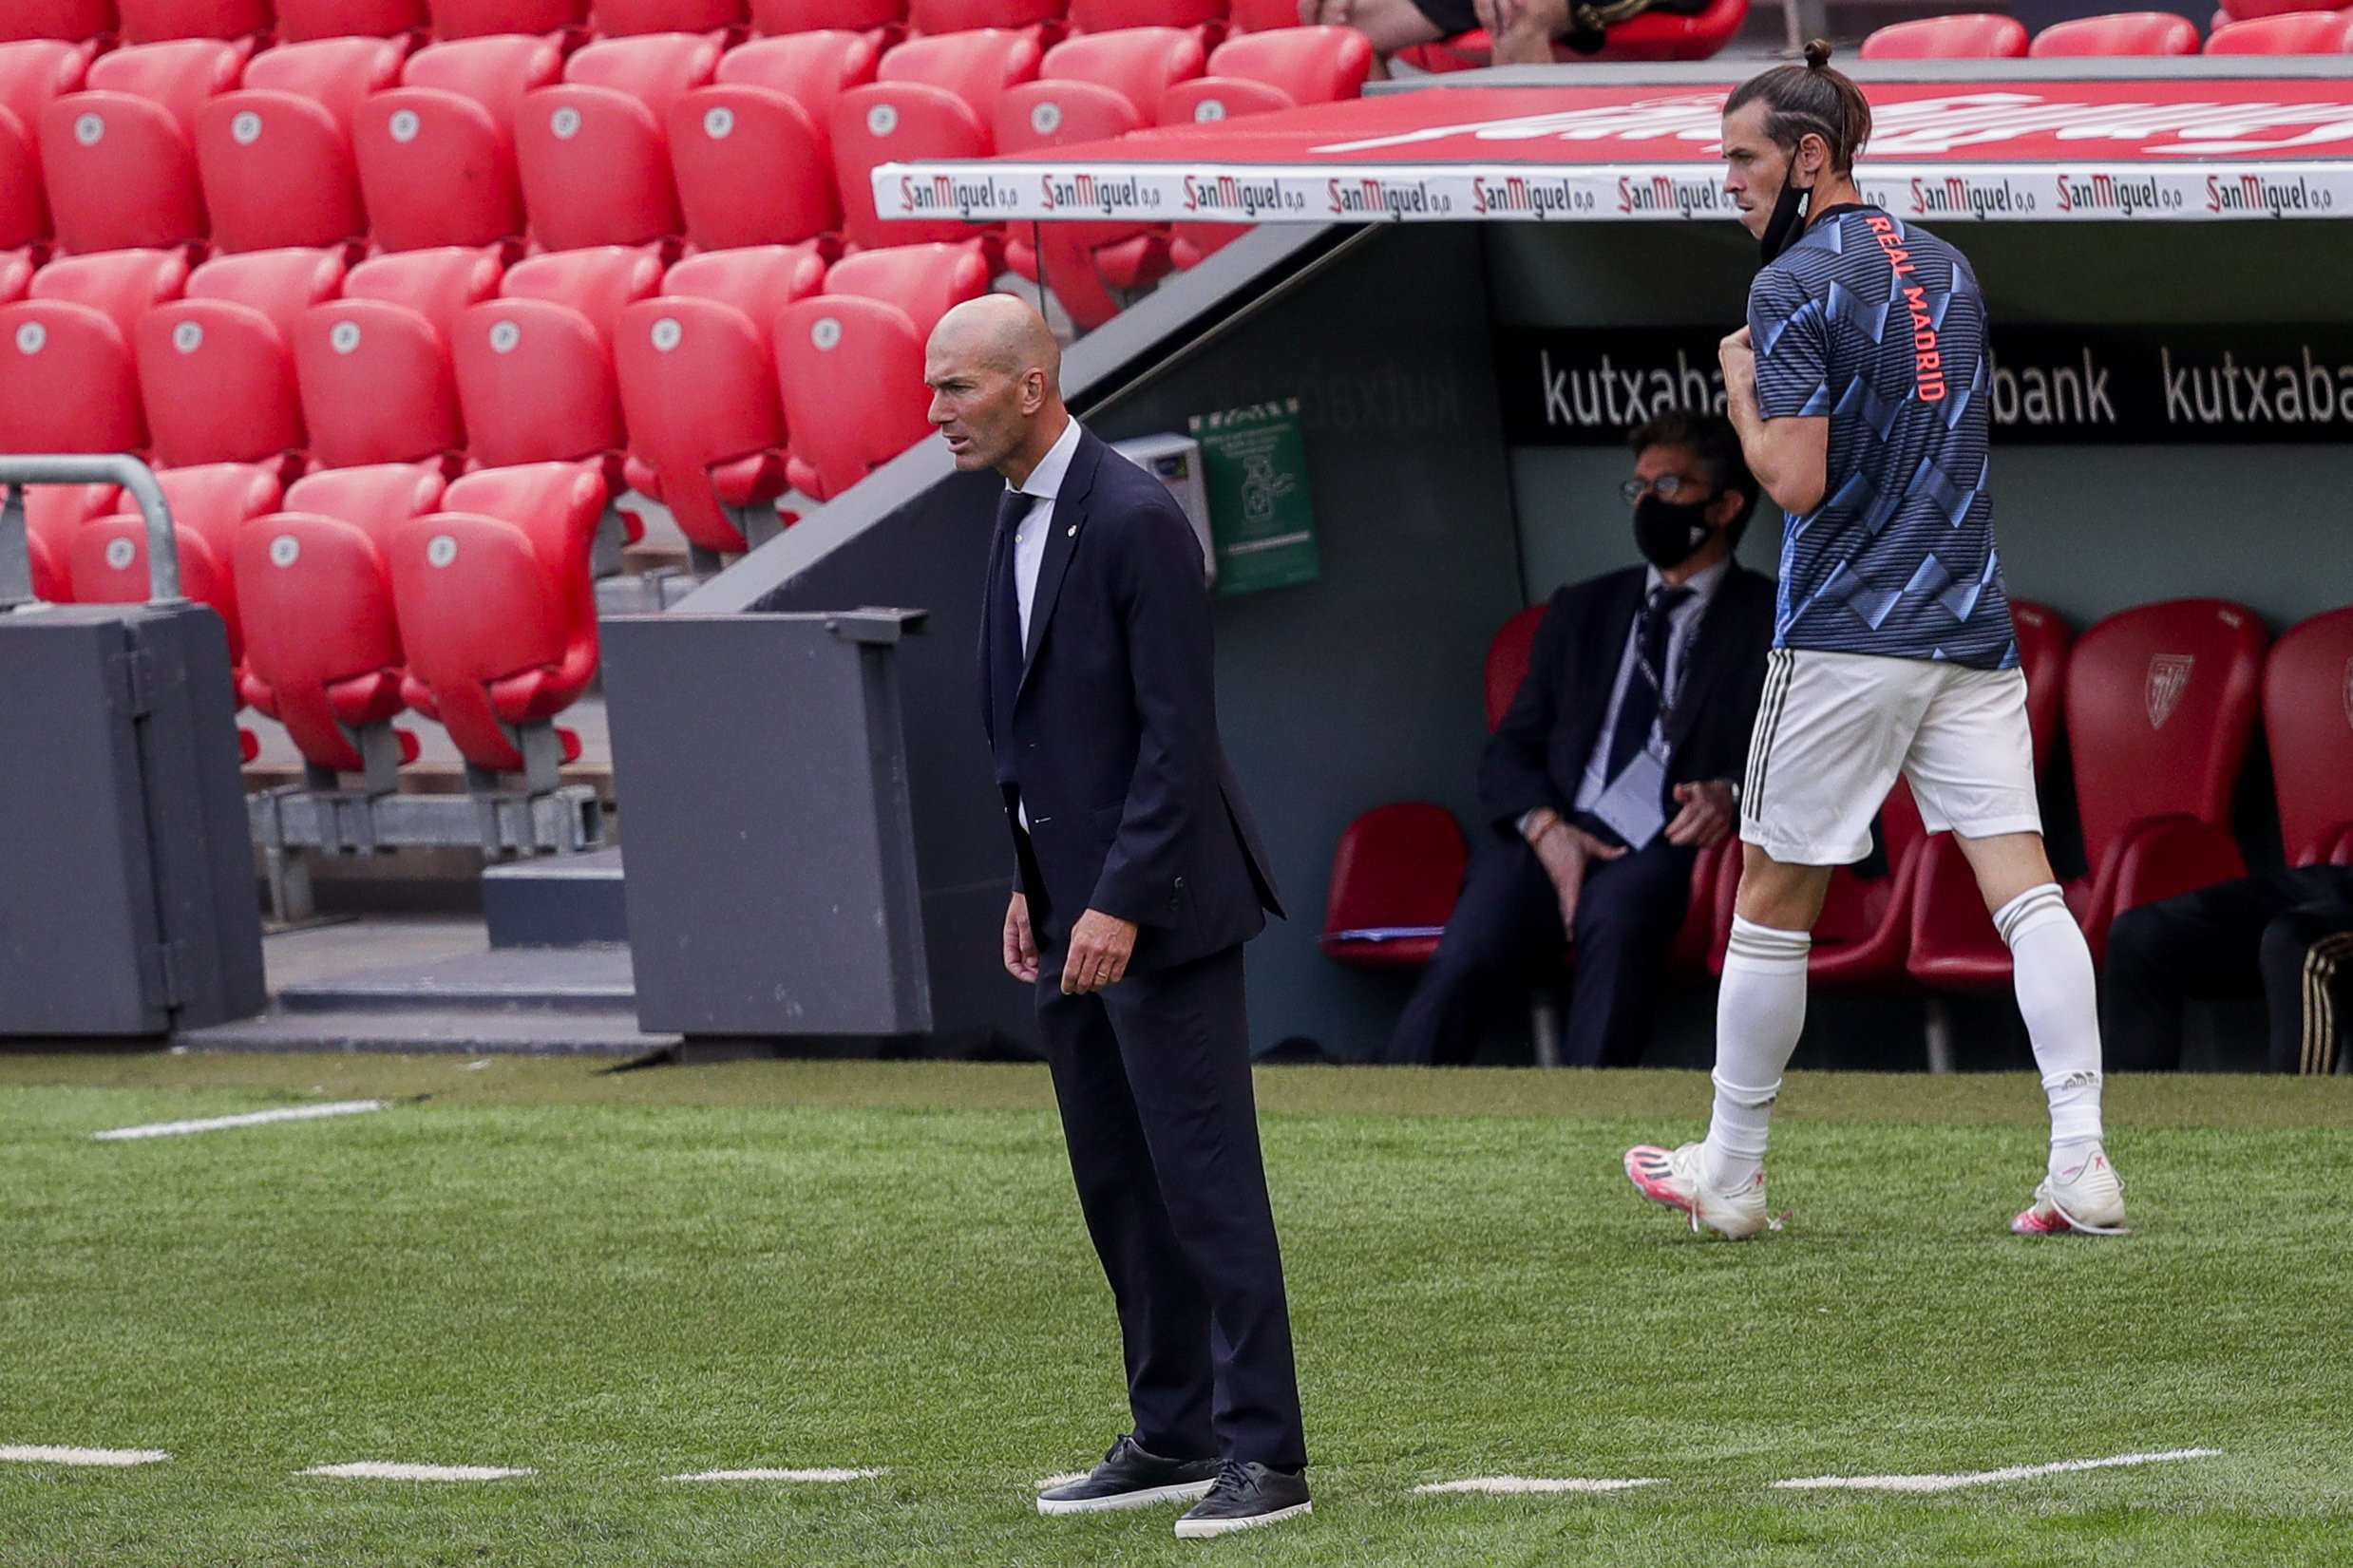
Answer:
[{"xmin": 1387, "ymin": 409, "xmax": 1774, "ymax": 1067}]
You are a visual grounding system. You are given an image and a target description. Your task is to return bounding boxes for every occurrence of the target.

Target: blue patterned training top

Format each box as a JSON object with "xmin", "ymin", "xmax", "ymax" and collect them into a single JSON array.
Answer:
[{"xmin": 1748, "ymin": 206, "xmax": 2017, "ymax": 671}]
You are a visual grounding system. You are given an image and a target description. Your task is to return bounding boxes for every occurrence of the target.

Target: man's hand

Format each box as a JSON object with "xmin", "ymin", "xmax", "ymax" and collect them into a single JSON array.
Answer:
[
  {"xmin": 1527, "ymin": 813, "xmax": 1624, "ymax": 934},
  {"xmin": 1061, "ymin": 909, "xmax": 1140, "ymax": 995},
  {"xmin": 1719, "ymin": 326, "xmax": 1756, "ymax": 406},
  {"xmin": 1665, "ymin": 781, "xmax": 1737, "ymax": 848},
  {"xmin": 1003, "ymin": 891, "xmax": 1040, "ymax": 984}
]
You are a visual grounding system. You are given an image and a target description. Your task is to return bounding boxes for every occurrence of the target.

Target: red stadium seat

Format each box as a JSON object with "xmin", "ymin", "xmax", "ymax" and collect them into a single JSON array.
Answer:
[
  {"xmin": 20, "ymin": 481, "xmax": 120, "ymax": 602},
  {"xmin": 118, "ymin": 0, "xmax": 272, "ymax": 42},
  {"xmin": 195, "ymin": 36, "xmax": 404, "ymax": 253},
  {"xmin": 295, "ymin": 245, "xmax": 500, "ymax": 469},
  {"xmin": 670, "ymin": 29, "xmax": 877, "ymax": 251},
  {"xmin": 276, "ymin": 0, "xmax": 428, "ymax": 39},
  {"xmin": 453, "ymin": 245, "xmax": 657, "ymax": 490},
  {"xmin": 40, "ymin": 38, "xmax": 249, "ymax": 253},
  {"xmin": 2217, "ymin": 0, "xmax": 2346, "ymax": 19},
  {"xmin": 2029, "ymin": 11, "xmax": 2200, "ymax": 54},
  {"xmin": 136, "ymin": 244, "xmax": 341, "ymax": 470},
  {"xmin": 1482, "ymin": 604, "xmax": 1542, "ymax": 727},
  {"xmin": 236, "ymin": 462, "xmax": 446, "ymax": 777},
  {"xmin": 596, "ymin": 0, "xmax": 747, "ymax": 32},
  {"xmin": 752, "ymin": 0, "xmax": 905, "ymax": 39},
  {"xmin": 0, "ymin": 249, "xmax": 28, "ymax": 302},
  {"xmin": 389, "ymin": 460, "xmax": 604, "ymax": 776},
  {"xmin": 0, "ymin": 247, "xmax": 187, "ymax": 453},
  {"xmin": 70, "ymin": 462, "xmax": 280, "ymax": 666},
  {"xmin": 910, "ymin": 0, "xmax": 1065, "ymax": 35},
  {"xmin": 1399, "ymin": 0, "xmax": 1746, "ymax": 66},
  {"xmin": 2206, "ymin": 9, "xmax": 2353, "ymax": 49},
  {"xmin": 426, "ymin": 0, "xmax": 589, "ymax": 35},
  {"xmin": 2263, "ymin": 608, "xmax": 2353, "ymax": 868},
  {"xmin": 516, "ymin": 32, "xmax": 717, "ymax": 253},
  {"xmin": 617, "ymin": 243, "xmax": 825, "ymax": 556},
  {"xmin": 1226, "ymin": 0, "xmax": 1300, "ymax": 28},
  {"xmin": 355, "ymin": 34, "xmax": 563, "ymax": 254},
  {"xmin": 0, "ymin": 39, "xmax": 96, "ymax": 251},
  {"xmin": 1069, "ymin": 0, "xmax": 1220, "ymax": 35},
  {"xmin": 995, "ymin": 28, "xmax": 1203, "ymax": 328},
  {"xmin": 1320, "ymin": 803, "xmax": 1466, "ymax": 970},
  {"xmin": 1160, "ymin": 26, "xmax": 1370, "ymax": 268},
  {"xmin": 775, "ymin": 239, "xmax": 988, "ymax": 500},
  {"xmin": 1860, "ymin": 12, "xmax": 2028, "ymax": 57},
  {"xmin": 0, "ymin": 3, "xmax": 119, "ymax": 43},
  {"xmin": 829, "ymin": 28, "xmax": 1040, "ymax": 251}
]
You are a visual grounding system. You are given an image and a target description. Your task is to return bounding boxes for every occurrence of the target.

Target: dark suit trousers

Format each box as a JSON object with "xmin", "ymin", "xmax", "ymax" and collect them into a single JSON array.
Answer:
[
  {"xmin": 1034, "ymin": 943, "xmax": 1307, "ymax": 1470},
  {"xmin": 1386, "ymin": 831, "xmax": 1694, "ymax": 1068},
  {"xmin": 2101, "ymin": 865, "xmax": 2353, "ymax": 1074}
]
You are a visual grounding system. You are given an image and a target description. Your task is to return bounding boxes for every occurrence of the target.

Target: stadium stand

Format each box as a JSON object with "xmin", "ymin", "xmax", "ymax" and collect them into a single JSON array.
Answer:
[
  {"xmin": 2215, "ymin": 0, "xmax": 2348, "ymax": 19},
  {"xmin": 909, "ymin": 0, "xmax": 1068, "ymax": 39},
  {"xmin": 1069, "ymin": 0, "xmax": 1225, "ymax": 39},
  {"xmin": 20, "ymin": 481, "xmax": 121, "ymax": 603},
  {"xmin": 196, "ymin": 35, "xmax": 406, "ymax": 254},
  {"xmin": 829, "ymin": 28, "xmax": 1041, "ymax": 252},
  {"xmin": 1858, "ymin": 13, "xmax": 2029, "ymax": 58},
  {"xmin": 751, "ymin": 0, "xmax": 907, "ymax": 43},
  {"xmin": 595, "ymin": 0, "xmax": 750, "ymax": 34},
  {"xmin": 775, "ymin": 238, "xmax": 988, "ymax": 501},
  {"xmin": 0, "ymin": 249, "xmax": 31, "ymax": 301},
  {"xmin": 276, "ymin": 0, "xmax": 430, "ymax": 40},
  {"xmin": 2205, "ymin": 9, "xmax": 2353, "ymax": 49},
  {"xmin": 1159, "ymin": 26, "xmax": 1373, "ymax": 268},
  {"xmin": 669, "ymin": 29, "xmax": 878, "ymax": 252},
  {"xmin": 1226, "ymin": 0, "xmax": 1301, "ymax": 28},
  {"xmin": 516, "ymin": 31, "xmax": 720, "ymax": 253},
  {"xmin": 616, "ymin": 242, "xmax": 824, "ymax": 557},
  {"xmin": 451, "ymin": 245, "xmax": 656, "ymax": 501},
  {"xmin": 68, "ymin": 460, "xmax": 282, "ymax": 668},
  {"xmin": 118, "ymin": 0, "xmax": 273, "ymax": 43},
  {"xmin": 1395, "ymin": 0, "xmax": 1748, "ymax": 67},
  {"xmin": 388, "ymin": 460, "xmax": 606, "ymax": 779},
  {"xmin": 2028, "ymin": 11, "xmax": 2201, "ymax": 54},
  {"xmin": 135, "ymin": 244, "xmax": 342, "ymax": 471},
  {"xmin": 294, "ymin": 245, "xmax": 500, "ymax": 470},
  {"xmin": 0, "ymin": 2, "xmax": 119, "ymax": 43},
  {"xmin": 2262, "ymin": 608, "xmax": 2353, "ymax": 868},
  {"xmin": 0, "ymin": 38, "xmax": 95, "ymax": 252},
  {"xmin": 0, "ymin": 247, "xmax": 188, "ymax": 454},
  {"xmin": 426, "ymin": 0, "xmax": 590, "ymax": 37},
  {"xmin": 1319, "ymin": 802, "xmax": 1467, "ymax": 970},
  {"xmin": 236, "ymin": 462, "xmax": 448, "ymax": 782},
  {"xmin": 355, "ymin": 34, "xmax": 564, "ymax": 254},
  {"xmin": 995, "ymin": 28, "xmax": 1205, "ymax": 329},
  {"xmin": 40, "ymin": 37, "xmax": 250, "ymax": 253}
]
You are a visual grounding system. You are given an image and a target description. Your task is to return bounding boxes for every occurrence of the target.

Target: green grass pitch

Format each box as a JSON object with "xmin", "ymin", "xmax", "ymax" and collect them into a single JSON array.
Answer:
[{"xmin": 2, "ymin": 1051, "xmax": 2350, "ymax": 1566}]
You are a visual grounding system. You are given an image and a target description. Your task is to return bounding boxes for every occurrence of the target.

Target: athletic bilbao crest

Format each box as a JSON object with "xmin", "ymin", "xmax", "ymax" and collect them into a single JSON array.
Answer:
[{"xmin": 2146, "ymin": 653, "xmax": 2194, "ymax": 729}]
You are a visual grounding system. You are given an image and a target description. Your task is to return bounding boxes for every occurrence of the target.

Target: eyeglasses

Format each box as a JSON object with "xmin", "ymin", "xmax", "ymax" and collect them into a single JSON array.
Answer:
[{"xmin": 1619, "ymin": 475, "xmax": 1709, "ymax": 506}]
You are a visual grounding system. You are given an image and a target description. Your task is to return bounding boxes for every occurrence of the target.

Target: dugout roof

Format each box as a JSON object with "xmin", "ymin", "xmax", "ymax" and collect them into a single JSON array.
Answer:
[{"xmin": 872, "ymin": 66, "xmax": 2353, "ymax": 228}]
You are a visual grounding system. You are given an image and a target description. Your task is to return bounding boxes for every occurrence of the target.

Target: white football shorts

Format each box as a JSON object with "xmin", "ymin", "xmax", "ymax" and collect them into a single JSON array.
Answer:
[{"xmin": 1739, "ymin": 648, "xmax": 2042, "ymax": 866}]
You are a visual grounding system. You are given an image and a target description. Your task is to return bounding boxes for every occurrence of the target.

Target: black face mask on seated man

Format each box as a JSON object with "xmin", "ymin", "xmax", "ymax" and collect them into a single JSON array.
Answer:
[{"xmin": 1633, "ymin": 493, "xmax": 1716, "ymax": 572}]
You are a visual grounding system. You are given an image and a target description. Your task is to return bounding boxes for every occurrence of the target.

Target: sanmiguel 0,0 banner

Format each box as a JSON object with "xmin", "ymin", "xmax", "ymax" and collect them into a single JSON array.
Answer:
[{"xmin": 1497, "ymin": 326, "xmax": 2353, "ymax": 446}]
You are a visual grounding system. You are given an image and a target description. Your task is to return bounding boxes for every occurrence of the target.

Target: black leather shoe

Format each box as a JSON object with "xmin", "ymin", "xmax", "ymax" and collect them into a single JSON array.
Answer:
[
  {"xmin": 1036, "ymin": 1435, "xmax": 1220, "ymax": 1516},
  {"xmin": 1173, "ymin": 1460, "xmax": 1313, "ymax": 1538}
]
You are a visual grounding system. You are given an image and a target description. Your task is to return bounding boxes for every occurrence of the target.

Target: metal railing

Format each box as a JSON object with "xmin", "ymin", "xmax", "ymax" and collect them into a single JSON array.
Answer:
[{"xmin": 0, "ymin": 453, "xmax": 182, "ymax": 610}]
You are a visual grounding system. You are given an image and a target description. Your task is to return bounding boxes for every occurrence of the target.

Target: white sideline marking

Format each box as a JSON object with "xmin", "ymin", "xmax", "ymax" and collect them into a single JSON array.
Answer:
[
  {"xmin": 94, "ymin": 1101, "xmax": 389, "ymax": 1141},
  {"xmin": 1774, "ymin": 1448, "xmax": 2222, "ymax": 1493},
  {"xmin": 0, "ymin": 1445, "xmax": 170, "ymax": 1467},
  {"xmin": 1034, "ymin": 1472, "xmax": 1091, "ymax": 1490},
  {"xmin": 301, "ymin": 1462, "xmax": 534, "ymax": 1482},
  {"xmin": 668, "ymin": 1467, "xmax": 885, "ymax": 1483},
  {"xmin": 1416, "ymin": 1476, "xmax": 1660, "ymax": 1496}
]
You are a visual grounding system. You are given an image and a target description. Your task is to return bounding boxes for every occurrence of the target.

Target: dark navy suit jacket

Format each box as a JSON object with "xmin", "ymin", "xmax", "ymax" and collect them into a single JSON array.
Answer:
[
  {"xmin": 1479, "ymin": 562, "xmax": 1775, "ymax": 835},
  {"xmin": 978, "ymin": 425, "xmax": 1283, "ymax": 971}
]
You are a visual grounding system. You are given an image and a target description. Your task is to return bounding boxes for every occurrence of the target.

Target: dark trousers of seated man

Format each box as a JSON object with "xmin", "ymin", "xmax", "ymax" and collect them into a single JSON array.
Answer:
[
  {"xmin": 1387, "ymin": 827, "xmax": 1695, "ymax": 1067},
  {"xmin": 2102, "ymin": 864, "xmax": 2353, "ymax": 1075}
]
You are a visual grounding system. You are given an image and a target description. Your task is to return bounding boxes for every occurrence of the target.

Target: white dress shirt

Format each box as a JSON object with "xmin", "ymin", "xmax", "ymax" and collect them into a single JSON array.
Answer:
[{"xmin": 1008, "ymin": 416, "xmax": 1085, "ymax": 830}]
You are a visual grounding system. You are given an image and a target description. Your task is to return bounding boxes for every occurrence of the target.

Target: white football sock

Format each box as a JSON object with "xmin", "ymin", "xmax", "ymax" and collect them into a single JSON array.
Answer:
[
  {"xmin": 1702, "ymin": 916, "xmax": 1812, "ymax": 1192},
  {"xmin": 1997, "ymin": 882, "xmax": 2106, "ymax": 1172}
]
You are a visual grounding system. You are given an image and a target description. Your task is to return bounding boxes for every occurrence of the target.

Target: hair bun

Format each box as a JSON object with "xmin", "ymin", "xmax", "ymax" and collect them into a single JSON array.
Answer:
[{"xmin": 1803, "ymin": 37, "xmax": 1833, "ymax": 68}]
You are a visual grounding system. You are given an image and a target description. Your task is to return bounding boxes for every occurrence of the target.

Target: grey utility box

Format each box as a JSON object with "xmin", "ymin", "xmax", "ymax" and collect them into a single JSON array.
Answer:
[{"xmin": 0, "ymin": 603, "xmax": 266, "ymax": 1035}]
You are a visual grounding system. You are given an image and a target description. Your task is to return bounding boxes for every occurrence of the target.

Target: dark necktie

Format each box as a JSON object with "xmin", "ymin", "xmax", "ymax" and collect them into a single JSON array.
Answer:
[
  {"xmin": 1603, "ymin": 584, "xmax": 1695, "ymax": 787},
  {"xmin": 988, "ymin": 486, "xmax": 1029, "ymax": 758}
]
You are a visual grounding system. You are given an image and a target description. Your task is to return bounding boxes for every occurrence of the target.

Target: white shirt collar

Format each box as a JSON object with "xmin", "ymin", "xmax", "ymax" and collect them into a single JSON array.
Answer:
[
  {"xmin": 1644, "ymin": 555, "xmax": 1732, "ymax": 606},
  {"xmin": 1009, "ymin": 415, "xmax": 1083, "ymax": 502}
]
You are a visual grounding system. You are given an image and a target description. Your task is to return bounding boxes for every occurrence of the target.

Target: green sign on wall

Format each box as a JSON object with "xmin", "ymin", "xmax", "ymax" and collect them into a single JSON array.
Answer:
[{"xmin": 1188, "ymin": 398, "xmax": 1320, "ymax": 597}]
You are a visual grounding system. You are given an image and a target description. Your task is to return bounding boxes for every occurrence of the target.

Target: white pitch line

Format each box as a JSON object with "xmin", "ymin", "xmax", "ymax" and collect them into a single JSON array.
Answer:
[
  {"xmin": 0, "ymin": 1445, "xmax": 170, "ymax": 1467},
  {"xmin": 668, "ymin": 1467, "xmax": 886, "ymax": 1483},
  {"xmin": 301, "ymin": 1462, "xmax": 534, "ymax": 1482},
  {"xmin": 1416, "ymin": 1476, "xmax": 1660, "ymax": 1496},
  {"xmin": 94, "ymin": 1101, "xmax": 389, "ymax": 1142},
  {"xmin": 1774, "ymin": 1448, "xmax": 2222, "ymax": 1494}
]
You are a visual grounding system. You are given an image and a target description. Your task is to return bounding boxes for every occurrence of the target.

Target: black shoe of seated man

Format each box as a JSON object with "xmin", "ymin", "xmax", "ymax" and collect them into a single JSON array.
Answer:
[
  {"xmin": 1173, "ymin": 1460, "xmax": 1313, "ymax": 1539},
  {"xmin": 1036, "ymin": 1435, "xmax": 1220, "ymax": 1516}
]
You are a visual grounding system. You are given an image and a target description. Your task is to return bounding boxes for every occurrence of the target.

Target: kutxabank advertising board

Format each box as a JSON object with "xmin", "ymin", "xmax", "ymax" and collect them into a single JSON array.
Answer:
[{"xmin": 872, "ymin": 80, "xmax": 2353, "ymax": 227}]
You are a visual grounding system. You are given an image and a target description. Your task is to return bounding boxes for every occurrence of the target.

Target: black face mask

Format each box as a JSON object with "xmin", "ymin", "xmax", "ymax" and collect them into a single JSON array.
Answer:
[
  {"xmin": 1633, "ymin": 493, "xmax": 1715, "ymax": 570},
  {"xmin": 1757, "ymin": 164, "xmax": 1813, "ymax": 266}
]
